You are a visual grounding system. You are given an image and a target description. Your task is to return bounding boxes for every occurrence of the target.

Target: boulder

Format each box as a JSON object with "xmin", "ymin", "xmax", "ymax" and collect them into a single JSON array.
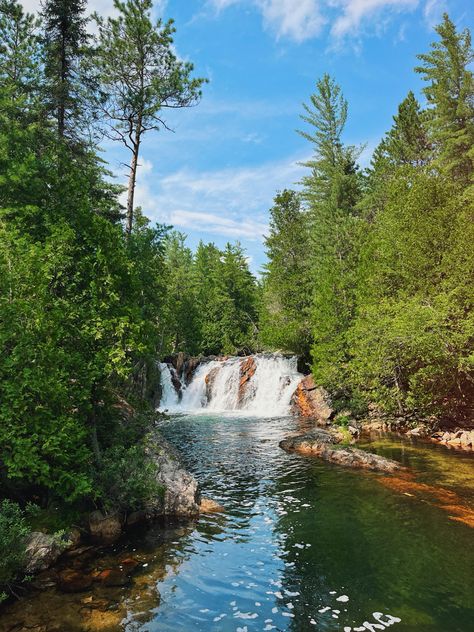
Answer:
[
  {"xmin": 89, "ymin": 510, "xmax": 122, "ymax": 544},
  {"xmin": 280, "ymin": 432, "xmax": 402, "ymax": 473},
  {"xmin": 290, "ymin": 375, "xmax": 333, "ymax": 422},
  {"xmin": 144, "ymin": 433, "xmax": 200, "ymax": 518},
  {"xmin": 24, "ymin": 532, "xmax": 69, "ymax": 574}
]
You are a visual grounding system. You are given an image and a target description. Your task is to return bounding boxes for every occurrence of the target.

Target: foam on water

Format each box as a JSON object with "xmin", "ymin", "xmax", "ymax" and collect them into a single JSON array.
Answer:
[{"xmin": 159, "ymin": 354, "xmax": 302, "ymax": 417}]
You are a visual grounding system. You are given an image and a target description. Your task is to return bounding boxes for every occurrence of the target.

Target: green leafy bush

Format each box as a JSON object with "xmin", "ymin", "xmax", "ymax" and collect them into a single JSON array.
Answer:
[
  {"xmin": 0, "ymin": 500, "xmax": 30, "ymax": 602},
  {"xmin": 95, "ymin": 444, "xmax": 161, "ymax": 513}
]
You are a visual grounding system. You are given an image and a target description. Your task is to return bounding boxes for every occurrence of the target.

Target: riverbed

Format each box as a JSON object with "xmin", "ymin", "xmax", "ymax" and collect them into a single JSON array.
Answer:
[{"xmin": 1, "ymin": 413, "xmax": 473, "ymax": 632}]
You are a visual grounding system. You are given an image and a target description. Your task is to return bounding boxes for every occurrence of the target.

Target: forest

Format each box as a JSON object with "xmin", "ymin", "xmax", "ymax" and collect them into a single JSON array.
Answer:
[{"xmin": 0, "ymin": 0, "xmax": 472, "ymax": 603}]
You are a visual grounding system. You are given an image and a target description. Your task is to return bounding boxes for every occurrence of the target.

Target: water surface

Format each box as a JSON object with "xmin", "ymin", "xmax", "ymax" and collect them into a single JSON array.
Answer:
[{"xmin": 1, "ymin": 413, "xmax": 473, "ymax": 632}]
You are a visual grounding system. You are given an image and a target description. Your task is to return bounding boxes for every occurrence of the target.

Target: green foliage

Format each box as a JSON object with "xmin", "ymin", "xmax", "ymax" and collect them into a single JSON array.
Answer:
[
  {"xmin": 261, "ymin": 16, "xmax": 473, "ymax": 421},
  {"xmin": 259, "ymin": 190, "xmax": 312, "ymax": 355},
  {"xmin": 94, "ymin": 444, "xmax": 161, "ymax": 513},
  {"xmin": 0, "ymin": 500, "xmax": 30, "ymax": 602}
]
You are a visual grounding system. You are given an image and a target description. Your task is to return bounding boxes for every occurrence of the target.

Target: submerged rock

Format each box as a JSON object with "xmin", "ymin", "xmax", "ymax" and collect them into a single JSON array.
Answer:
[
  {"xmin": 199, "ymin": 497, "xmax": 225, "ymax": 513},
  {"xmin": 290, "ymin": 375, "xmax": 333, "ymax": 422},
  {"xmin": 57, "ymin": 569, "xmax": 94, "ymax": 593},
  {"xmin": 280, "ymin": 432, "xmax": 402, "ymax": 473}
]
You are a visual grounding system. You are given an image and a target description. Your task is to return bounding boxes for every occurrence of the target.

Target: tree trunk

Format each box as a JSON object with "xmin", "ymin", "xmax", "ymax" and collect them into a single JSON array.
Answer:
[{"xmin": 126, "ymin": 142, "xmax": 139, "ymax": 235}]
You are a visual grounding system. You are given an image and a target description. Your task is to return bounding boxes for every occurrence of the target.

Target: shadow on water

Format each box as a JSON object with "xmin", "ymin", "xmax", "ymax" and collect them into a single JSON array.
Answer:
[{"xmin": 1, "ymin": 414, "xmax": 473, "ymax": 632}]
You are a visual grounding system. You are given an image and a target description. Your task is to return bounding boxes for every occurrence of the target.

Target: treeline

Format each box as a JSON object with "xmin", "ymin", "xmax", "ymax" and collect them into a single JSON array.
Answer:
[
  {"xmin": 260, "ymin": 14, "xmax": 474, "ymax": 421},
  {"xmin": 164, "ymin": 233, "xmax": 258, "ymax": 356},
  {"xmin": 0, "ymin": 0, "xmax": 217, "ymax": 542}
]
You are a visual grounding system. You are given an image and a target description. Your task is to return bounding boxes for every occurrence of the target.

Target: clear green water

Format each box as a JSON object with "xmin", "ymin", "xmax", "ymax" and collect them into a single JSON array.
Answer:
[
  {"xmin": 145, "ymin": 414, "xmax": 474, "ymax": 632},
  {"xmin": 1, "ymin": 414, "xmax": 473, "ymax": 632}
]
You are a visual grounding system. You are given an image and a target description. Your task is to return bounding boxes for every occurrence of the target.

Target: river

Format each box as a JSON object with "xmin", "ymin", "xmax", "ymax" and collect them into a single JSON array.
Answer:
[{"xmin": 1, "ymin": 357, "xmax": 473, "ymax": 631}]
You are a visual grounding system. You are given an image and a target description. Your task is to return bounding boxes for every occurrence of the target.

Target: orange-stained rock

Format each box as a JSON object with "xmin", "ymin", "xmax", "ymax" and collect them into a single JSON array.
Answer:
[
  {"xmin": 58, "ymin": 569, "xmax": 93, "ymax": 593},
  {"xmin": 205, "ymin": 366, "xmax": 220, "ymax": 402},
  {"xmin": 377, "ymin": 476, "xmax": 474, "ymax": 528},
  {"xmin": 290, "ymin": 375, "xmax": 333, "ymax": 422},
  {"xmin": 238, "ymin": 356, "xmax": 256, "ymax": 406},
  {"xmin": 200, "ymin": 497, "xmax": 225, "ymax": 513}
]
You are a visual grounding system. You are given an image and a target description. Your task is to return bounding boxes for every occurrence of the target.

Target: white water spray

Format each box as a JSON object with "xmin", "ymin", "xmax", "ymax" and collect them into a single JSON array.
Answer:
[{"xmin": 159, "ymin": 355, "xmax": 302, "ymax": 417}]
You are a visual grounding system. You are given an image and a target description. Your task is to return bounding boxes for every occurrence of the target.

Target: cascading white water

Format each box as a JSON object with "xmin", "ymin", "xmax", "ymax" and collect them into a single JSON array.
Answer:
[
  {"xmin": 159, "ymin": 354, "xmax": 302, "ymax": 417},
  {"xmin": 158, "ymin": 362, "xmax": 180, "ymax": 409}
]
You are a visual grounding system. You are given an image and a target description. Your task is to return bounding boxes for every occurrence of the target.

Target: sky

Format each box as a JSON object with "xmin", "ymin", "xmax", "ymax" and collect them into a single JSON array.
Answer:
[{"xmin": 22, "ymin": 0, "xmax": 474, "ymax": 273}]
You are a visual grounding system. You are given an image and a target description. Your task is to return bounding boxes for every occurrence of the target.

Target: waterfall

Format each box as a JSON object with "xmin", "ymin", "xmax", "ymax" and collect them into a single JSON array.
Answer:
[
  {"xmin": 159, "ymin": 354, "xmax": 302, "ymax": 417},
  {"xmin": 158, "ymin": 362, "xmax": 180, "ymax": 409}
]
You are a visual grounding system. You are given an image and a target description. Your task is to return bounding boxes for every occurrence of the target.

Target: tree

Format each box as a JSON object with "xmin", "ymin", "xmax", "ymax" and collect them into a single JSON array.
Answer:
[
  {"xmin": 94, "ymin": 0, "xmax": 206, "ymax": 234},
  {"xmin": 0, "ymin": 0, "xmax": 40, "ymax": 103},
  {"xmin": 41, "ymin": 0, "xmax": 90, "ymax": 141},
  {"xmin": 259, "ymin": 189, "xmax": 312, "ymax": 356},
  {"xmin": 162, "ymin": 231, "xmax": 200, "ymax": 354},
  {"xmin": 299, "ymin": 75, "xmax": 363, "ymax": 397},
  {"xmin": 416, "ymin": 13, "xmax": 474, "ymax": 193}
]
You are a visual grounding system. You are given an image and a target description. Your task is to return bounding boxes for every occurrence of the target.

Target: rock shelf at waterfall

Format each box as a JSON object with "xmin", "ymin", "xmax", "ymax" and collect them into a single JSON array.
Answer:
[{"xmin": 159, "ymin": 354, "xmax": 303, "ymax": 416}]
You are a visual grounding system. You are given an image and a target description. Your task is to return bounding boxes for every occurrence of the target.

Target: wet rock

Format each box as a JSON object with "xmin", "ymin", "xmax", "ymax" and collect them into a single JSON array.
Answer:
[
  {"xmin": 205, "ymin": 366, "xmax": 220, "ymax": 402},
  {"xmin": 89, "ymin": 510, "xmax": 122, "ymax": 544},
  {"xmin": 184, "ymin": 356, "xmax": 202, "ymax": 384},
  {"xmin": 406, "ymin": 425, "xmax": 429, "ymax": 438},
  {"xmin": 238, "ymin": 356, "xmax": 256, "ymax": 406},
  {"xmin": 280, "ymin": 433, "xmax": 402, "ymax": 473},
  {"xmin": 280, "ymin": 429, "xmax": 340, "ymax": 452},
  {"xmin": 290, "ymin": 375, "xmax": 333, "ymax": 422},
  {"xmin": 94, "ymin": 568, "xmax": 130, "ymax": 587},
  {"xmin": 126, "ymin": 509, "xmax": 147, "ymax": 527},
  {"xmin": 431, "ymin": 428, "xmax": 474, "ymax": 450},
  {"xmin": 144, "ymin": 432, "xmax": 200, "ymax": 518},
  {"xmin": 24, "ymin": 532, "xmax": 69, "ymax": 574},
  {"xmin": 200, "ymin": 497, "xmax": 225, "ymax": 513},
  {"xmin": 57, "ymin": 569, "xmax": 93, "ymax": 593}
]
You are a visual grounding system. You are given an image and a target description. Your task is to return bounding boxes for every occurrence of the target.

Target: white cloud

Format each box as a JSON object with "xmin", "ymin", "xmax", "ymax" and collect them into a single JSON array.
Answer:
[
  {"xmin": 209, "ymin": 0, "xmax": 324, "ymax": 41},
  {"xmin": 329, "ymin": 0, "xmax": 419, "ymax": 39},
  {"xmin": 258, "ymin": 0, "xmax": 325, "ymax": 42},
  {"xmin": 209, "ymin": 0, "xmax": 443, "ymax": 42},
  {"xmin": 423, "ymin": 0, "xmax": 448, "ymax": 28},
  {"xmin": 132, "ymin": 154, "xmax": 306, "ymax": 240}
]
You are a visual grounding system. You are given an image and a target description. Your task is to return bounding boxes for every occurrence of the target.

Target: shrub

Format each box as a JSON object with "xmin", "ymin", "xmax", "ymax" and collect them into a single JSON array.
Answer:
[{"xmin": 0, "ymin": 500, "xmax": 31, "ymax": 602}]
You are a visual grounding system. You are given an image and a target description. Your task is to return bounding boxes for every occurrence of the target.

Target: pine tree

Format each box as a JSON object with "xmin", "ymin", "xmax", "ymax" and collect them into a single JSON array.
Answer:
[
  {"xmin": 416, "ymin": 13, "xmax": 474, "ymax": 193},
  {"xmin": 94, "ymin": 0, "xmax": 206, "ymax": 234},
  {"xmin": 259, "ymin": 189, "xmax": 312, "ymax": 356},
  {"xmin": 299, "ymin": 75, "xmax": 363, "ymax": 396},
  {"xmin": 41, "ymin": 0, "xmax": 90, "ymax": 141}
]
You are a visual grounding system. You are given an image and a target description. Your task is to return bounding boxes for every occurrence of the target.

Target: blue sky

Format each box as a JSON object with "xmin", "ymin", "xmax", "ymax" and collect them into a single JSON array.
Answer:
[{"xmin": 23, "ymin": 0, "xmax": 474, "ymax": 272}]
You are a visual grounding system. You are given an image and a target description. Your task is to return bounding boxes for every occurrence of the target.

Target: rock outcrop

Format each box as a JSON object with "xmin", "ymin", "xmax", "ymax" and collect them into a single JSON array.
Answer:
[
  {"xmin": 280, "ymin": 431, "xmax": 402, "ymax": 473},
  {"xmin": 238, "ymin": 356, "xmax": 256, "ymax": 406},
  {"xmin": 290, "ymin": 375, "xmax": 333, "ymax": 422},
  {"xmin": 144, "ymin": 432, "xmax": 200, "ymax": 519},
  {"xmin": 24, "ymin": 532, "xmax": 70, "ymax": 574},
  {"xmin": 89, "ymin": 511, "xmax": 122, "ymax": 544}
]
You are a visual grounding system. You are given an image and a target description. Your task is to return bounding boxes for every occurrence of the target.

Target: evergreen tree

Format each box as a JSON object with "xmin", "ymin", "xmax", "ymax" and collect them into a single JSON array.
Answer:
[
  {"xmin": 94, "ymin": 0, "xmax": 206, "ymax": 234},
  {"xmin": 416, "ymin": 13, "xmax": 474, "ymax": 194},
  {"xmin": 299, "ymin": 75, "xmax": 363, "ymax": 397},
  {"xmin": 41, "ymin": 0, "xmax": 90, "ymax": 141},
  {"xmin": 259, "ymin": 189, "xmax": 312, "ymax": 356},
  {"xmin": 163, "ymin": 231, "xmax": 200, "ymax": 354}
]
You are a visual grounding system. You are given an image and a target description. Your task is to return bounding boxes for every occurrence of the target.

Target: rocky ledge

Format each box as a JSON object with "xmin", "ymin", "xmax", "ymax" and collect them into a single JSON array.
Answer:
[{"xmin": 279, "ymin": 429, "xmax": 402, "ymax": 474}]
